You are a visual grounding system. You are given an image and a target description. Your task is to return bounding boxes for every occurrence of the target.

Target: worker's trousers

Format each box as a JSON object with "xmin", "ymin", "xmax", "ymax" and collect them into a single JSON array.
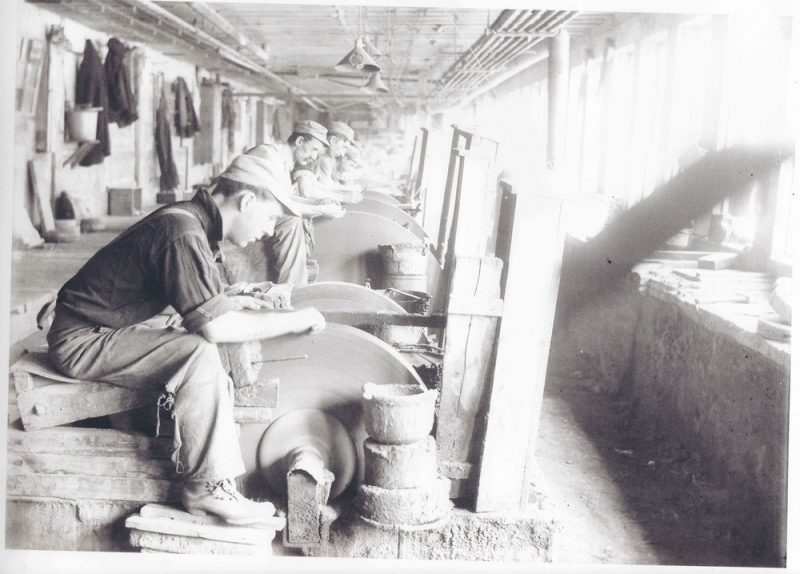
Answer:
[
  {"xmin": 220, "ymin": 215, "xmax": 308, "ymax": 289},
  {"xmin": 264, "ymin": 215, "xmax": 308, "ymax": 287},
  {"xmin": 47, "ymin": 309, "xmax": 246, "ymax": 483}
]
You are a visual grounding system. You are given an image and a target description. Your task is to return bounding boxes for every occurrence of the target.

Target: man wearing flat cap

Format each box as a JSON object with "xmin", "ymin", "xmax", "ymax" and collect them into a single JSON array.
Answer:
[
  {"xmin": 46, "ymin": 152, "xmax": 326, "ymax": 524},
  {"xmin": 313, "ymin": 121, "xmax": 364, "ymax": 202},
  {"xmin": 272, "ymin": 120, "xmax": 362, "ymax": 205}
]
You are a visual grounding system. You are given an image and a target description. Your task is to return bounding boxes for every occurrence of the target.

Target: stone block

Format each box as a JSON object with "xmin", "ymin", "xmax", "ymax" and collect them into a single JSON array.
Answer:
[
  {"xmin": 363, "ymin": 436, "xmax": 437, "ymax": 489},
  {"xmin": 398, "ymin": 507, "xmax": 560, "ymax": 561},
  {"xmin": 6, "ymin": 498, "xmax": 139, "ymax": 552},
  {"xmin": 304, "ymin": 508, "xmax": 400, "ymax": 559},
  {"xmin": 233, "ymin": 377, "xmax": 278, "ymax": 408},
  {"xmin": 305, "ymin": 504, "xmax": 560, "ymax": 562},
  {"xmin": 129, "ymin": 530, "xmax": 272, "ymax": 555},
  {"xmin": 355, "ymin": 477, "xmax": 451, "ymax": 526}
]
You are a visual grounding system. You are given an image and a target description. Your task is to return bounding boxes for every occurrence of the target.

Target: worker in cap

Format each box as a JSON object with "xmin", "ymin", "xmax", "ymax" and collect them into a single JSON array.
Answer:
[
  {"xmin": 336, "ymin": 145, "xmax": 365, "ymax": 186},
  {"xmin": 228, "ymin": 143, "xmax": 345, "ymax": 286},
  {"xmin": 46, "ymin": 152, "xmax": 326, "ymax": 526},
  {"xmin": 293, "ymin": 119, "xmax": 362, "ymax": 205}
]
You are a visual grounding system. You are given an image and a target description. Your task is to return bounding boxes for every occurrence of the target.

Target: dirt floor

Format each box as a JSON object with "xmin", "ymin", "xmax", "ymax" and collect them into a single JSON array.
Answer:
[{"xmin": 536, "ymin": 333, "xmax": 780, "ymax": 567}]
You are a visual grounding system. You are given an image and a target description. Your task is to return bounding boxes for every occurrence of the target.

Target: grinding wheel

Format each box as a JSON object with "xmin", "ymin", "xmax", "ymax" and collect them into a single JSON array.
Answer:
[
  {"xmin": 292, "ymin": 281, "xmax": 406, "ymax": 314},
  {"xmin": 362, "ymin": 190, "xmax": 402, "ymax": 205},
  {"xmin": 238, "ymin": 323, "xmax": 425, "ymax": 500},
  {"xmin": 348, "ymin": 198, "xmax": 428, "ymax": 242},
  {"xmin": 257, "ymin": 409, "xmax": 356, "ymax": 499},
  {"xmin": 313, "ymin": 211, "xmax": 444, "ymax": 311}
]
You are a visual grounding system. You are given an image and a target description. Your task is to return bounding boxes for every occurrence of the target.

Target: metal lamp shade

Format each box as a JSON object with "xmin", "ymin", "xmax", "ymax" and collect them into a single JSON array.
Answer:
[
  {"xmin": 334, "ymin": 41, "xmax": 381, "ymax": 74},
  {"xmin": 363, "ymin": 73, "xmax": 389, "ymax": 94}
]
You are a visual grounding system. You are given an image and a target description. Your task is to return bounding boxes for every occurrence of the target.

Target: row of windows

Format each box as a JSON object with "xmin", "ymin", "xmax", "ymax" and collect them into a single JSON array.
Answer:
[{"xmin": 444, "ymin": 13, "xmax": 795, "ymax": 263}]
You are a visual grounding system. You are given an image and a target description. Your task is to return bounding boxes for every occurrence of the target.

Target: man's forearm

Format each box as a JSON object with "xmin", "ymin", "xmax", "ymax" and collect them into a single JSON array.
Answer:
[{"xmin": 200, "ymin": 308, "xmax": 319, "ymax": 343}]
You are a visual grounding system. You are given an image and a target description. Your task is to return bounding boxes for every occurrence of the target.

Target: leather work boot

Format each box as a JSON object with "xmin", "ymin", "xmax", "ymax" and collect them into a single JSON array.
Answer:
[{"xmin": 181, "ymin": 478, "xmax": 277, "ymax": 525}]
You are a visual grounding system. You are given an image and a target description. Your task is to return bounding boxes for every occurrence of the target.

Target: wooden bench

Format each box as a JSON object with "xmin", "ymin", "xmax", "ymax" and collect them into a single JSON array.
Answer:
[{"xmin": 10, "ymin": 351, "xmax": 277, "ymax": 431}]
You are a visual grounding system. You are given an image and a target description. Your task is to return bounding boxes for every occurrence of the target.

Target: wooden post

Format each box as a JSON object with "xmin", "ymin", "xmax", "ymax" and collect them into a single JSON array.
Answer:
[
  {"xmin": 436, "ymin": 256, "xmax": 503, "ymax": 498},
  {"xmin": 474, "ymin": 190, "xmax": 566, "ymax": 512}
]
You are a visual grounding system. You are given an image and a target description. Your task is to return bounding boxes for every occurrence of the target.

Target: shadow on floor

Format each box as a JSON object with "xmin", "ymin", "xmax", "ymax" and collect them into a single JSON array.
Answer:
[{"xmin": 536, "ymin": 332, "xmax": 782, "ymax": 567}]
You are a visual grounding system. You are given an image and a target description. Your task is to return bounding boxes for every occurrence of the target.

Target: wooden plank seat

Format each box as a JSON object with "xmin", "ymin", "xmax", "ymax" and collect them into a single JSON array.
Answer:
[{"xmin": 10, "ymin": 351, "xmax": 277, "ymax": 432}]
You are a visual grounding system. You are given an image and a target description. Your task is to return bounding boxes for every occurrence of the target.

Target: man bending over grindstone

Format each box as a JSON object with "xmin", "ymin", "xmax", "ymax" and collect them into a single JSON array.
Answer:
[{"xmin": 46, "ymin": 152, "xmax": 326, "ymax": 524}]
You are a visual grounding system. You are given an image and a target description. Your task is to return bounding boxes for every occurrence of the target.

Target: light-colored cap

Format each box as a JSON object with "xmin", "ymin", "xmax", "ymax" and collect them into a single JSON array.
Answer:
[
  {"xmin": 294, "ymin": 120, "xmax": 329, "ymax": 146},
  {"xmin": 327, "ymin": 121, "xmax": 355, "ymax": 144},
  {"xmin": 218, "ymin": 149, "xmax": 300, "ymax": 217}
]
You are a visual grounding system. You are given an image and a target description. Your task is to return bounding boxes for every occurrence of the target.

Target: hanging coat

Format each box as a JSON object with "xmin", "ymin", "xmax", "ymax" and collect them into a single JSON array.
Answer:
[
  {"xmin": 75, "ymin": 40, "xmax": 110, "ymax": 166},
  {"xmin": 221, "ymin": 87, "xmax": 236, "ymax": 153},
  {"xmin": 172, "ymin": 77, "xmax": 200, "ymax": 139},
  {"xmin": 104, "ymin": 37, "xmax": 138, "ymax": 128},
  {"xmin": 156, "ymin": 91, "xmax": 180, "ymax": 192}
]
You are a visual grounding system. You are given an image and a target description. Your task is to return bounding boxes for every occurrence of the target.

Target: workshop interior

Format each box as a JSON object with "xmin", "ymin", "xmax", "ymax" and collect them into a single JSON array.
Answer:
[{"xmin": 4, "ymin": 0, "xmax": 796, "ymax": 568}]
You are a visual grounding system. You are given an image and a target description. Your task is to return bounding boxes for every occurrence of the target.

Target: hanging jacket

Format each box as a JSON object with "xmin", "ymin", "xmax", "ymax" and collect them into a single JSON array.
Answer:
[
  {"xmin": 156, "ymin": 90, "xmax": 180, "ymax": 192},
  {"xmin": 172, "ymin": 77, "xmax": 200, "ymax": 139},
  {"xmin": 221, "ymin": 87, "xmax": 236, "ymax": 153},
  {"xmin": 104, "ymin": 37, "xmax": 138, "ymax": 128},
  {"xmin": 75, "ymin": 39, "xmax": 110, "ymax": 166}
]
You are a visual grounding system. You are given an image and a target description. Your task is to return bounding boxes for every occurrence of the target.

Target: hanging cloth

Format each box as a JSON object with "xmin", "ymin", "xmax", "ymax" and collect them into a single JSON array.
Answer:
[
  {"xmin": 155, "ymin": 88, "xmax": 180, "ymax": 192},
  {"xmin": 272, "ymin": 105, "xmax": 293, "ymax": 142},
  {"xmin": 75, "ymin": 39, "xmax": 110, "ymax": 166},
  {"xmin": 104, "ymin": 37, "xmax": 138, "ymax": 128},
  {"xmin": 221, "ymin": 86, "xmax": 236, "ymax": 152},
  {"xmin": 172, "ymin": 77, "xmax": 200, "ymax": 138}
]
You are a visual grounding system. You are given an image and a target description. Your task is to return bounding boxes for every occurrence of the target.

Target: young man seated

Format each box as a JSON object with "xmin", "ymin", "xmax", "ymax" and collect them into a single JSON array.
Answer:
[{"xmin": 46, "ymin": 152, "xmax": 326, "ymax": 524}]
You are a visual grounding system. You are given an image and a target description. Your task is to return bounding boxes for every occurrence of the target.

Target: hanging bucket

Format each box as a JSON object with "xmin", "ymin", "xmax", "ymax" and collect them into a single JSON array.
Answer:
[{"xmin": 67, "ymin": 107, "xmax": 102, "ymax": 142}]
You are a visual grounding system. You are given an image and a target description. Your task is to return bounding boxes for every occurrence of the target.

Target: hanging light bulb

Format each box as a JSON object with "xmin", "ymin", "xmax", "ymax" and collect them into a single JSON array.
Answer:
[{"xmin": 334, "ymin": 37, "xmax": 381, "ymax": 74}]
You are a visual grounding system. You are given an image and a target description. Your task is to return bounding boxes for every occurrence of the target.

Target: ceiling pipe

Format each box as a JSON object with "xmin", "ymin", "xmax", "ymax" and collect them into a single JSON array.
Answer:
[
  {"xmin": 189, "ymin": 2, "xmax": 271, "ymax": 64},
  {"xmin": 437, "ymin": 10, "xmax": 580, "ymax": 99},
  {"xmin": 429, "ymin": 44, "xmax": 549, "ymax": 114},
  {"xmin": 122, "ymin": 0, "xmax": 331, "ymax": 109},
  {"xmin": 433, "ymin": 9, "xmax": 547, "ymax": 97}
]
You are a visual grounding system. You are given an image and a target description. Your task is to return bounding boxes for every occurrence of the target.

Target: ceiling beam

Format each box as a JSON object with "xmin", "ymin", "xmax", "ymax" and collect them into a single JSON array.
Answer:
[
  {"xmin": 188, "ymin": 2, "xmax": 271, "ymax": 64},
  {"xmin": 121, "ymin": 0, "xmax": 332, "ymax": 110}
]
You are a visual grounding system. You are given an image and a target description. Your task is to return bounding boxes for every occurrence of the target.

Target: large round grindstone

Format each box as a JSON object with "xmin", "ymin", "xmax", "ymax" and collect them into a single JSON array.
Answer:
[
  {"xmin": 363, "ymin": 436, "xmax": 437, "ymax": 490},
  {"xmin": 238, "ymin": 324, "xmax": 426, "ymax": 499},
  {"xmin": 348, "ymin": 198, "xmax": 428, "ymax": 242},
  {"xmin": 355, "ymin": 477, "xmax": 452, "ymax": 526},
  {"xmin": 362, "ymin": 190, "xmax": 402, "ymax": 205},
  {"xmin": 291, "ymin": 281, "xmax": 406, "ymax": 314},
  {"xmin": 312, "ymin": 211, "xmax": 443, "ymax": 311},
  {"xmin": 292, "ymin": 281, "xmax": 422, "ymax": 345},
  {"xmin": 256, "ymin": 409, "xmax": 356, "ymax": 500}
]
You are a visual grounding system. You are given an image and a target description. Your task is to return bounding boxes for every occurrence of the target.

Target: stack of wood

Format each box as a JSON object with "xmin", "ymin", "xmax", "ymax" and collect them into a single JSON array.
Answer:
[{"xmin": 126, "ymin": 503, "xmax": 285, "ymax": 555}]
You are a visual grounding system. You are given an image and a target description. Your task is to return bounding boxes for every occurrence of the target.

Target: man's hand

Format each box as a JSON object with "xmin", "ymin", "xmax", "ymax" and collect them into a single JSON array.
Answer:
[
  {"xmin": 340, "ymin": 189, "xmax": 363, "ymax": 204},
  {"xmin": 318, "ymin": 200, "xmax": 345, "ymax": 218},
  {"xmin": 229, "ymin": 295, "xmax": 274, "ymax": 311},
  {"xmin": 296, "ymin": 308, "xmax": 326, "ymax": 334},
  {"xmin": 253, "ymin": 283, "xmax": 293, "ymax": 309}
]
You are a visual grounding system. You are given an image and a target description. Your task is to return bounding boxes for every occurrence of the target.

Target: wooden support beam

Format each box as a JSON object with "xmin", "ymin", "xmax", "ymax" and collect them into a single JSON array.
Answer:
[
  {"xmin": 437, "ymin": 256, "xmax": 503, "ymax": 500},
  {"xmin": 15, "ymin": 377, "xmax": 159, "ymax": 431},
  {"xmin": 7, "ymin": 474, "xmax": 178, "ymax": 503},
  {"xmin": 475, "ymin": 192, "xmax": 566, "ymax": 512},
  {"xmin": 7, "ymin": 426, "xmax": 173, "ymax": 457},
  {"xmin": 320, "ymin": 311, "xmax": 447, "ymax": 328}
]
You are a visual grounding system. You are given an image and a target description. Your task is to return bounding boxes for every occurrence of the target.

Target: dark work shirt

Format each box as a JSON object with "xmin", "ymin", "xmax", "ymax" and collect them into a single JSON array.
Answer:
[{"xmin": 56, "ymin": 189, "xmax": 235, "ymax": 333}]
